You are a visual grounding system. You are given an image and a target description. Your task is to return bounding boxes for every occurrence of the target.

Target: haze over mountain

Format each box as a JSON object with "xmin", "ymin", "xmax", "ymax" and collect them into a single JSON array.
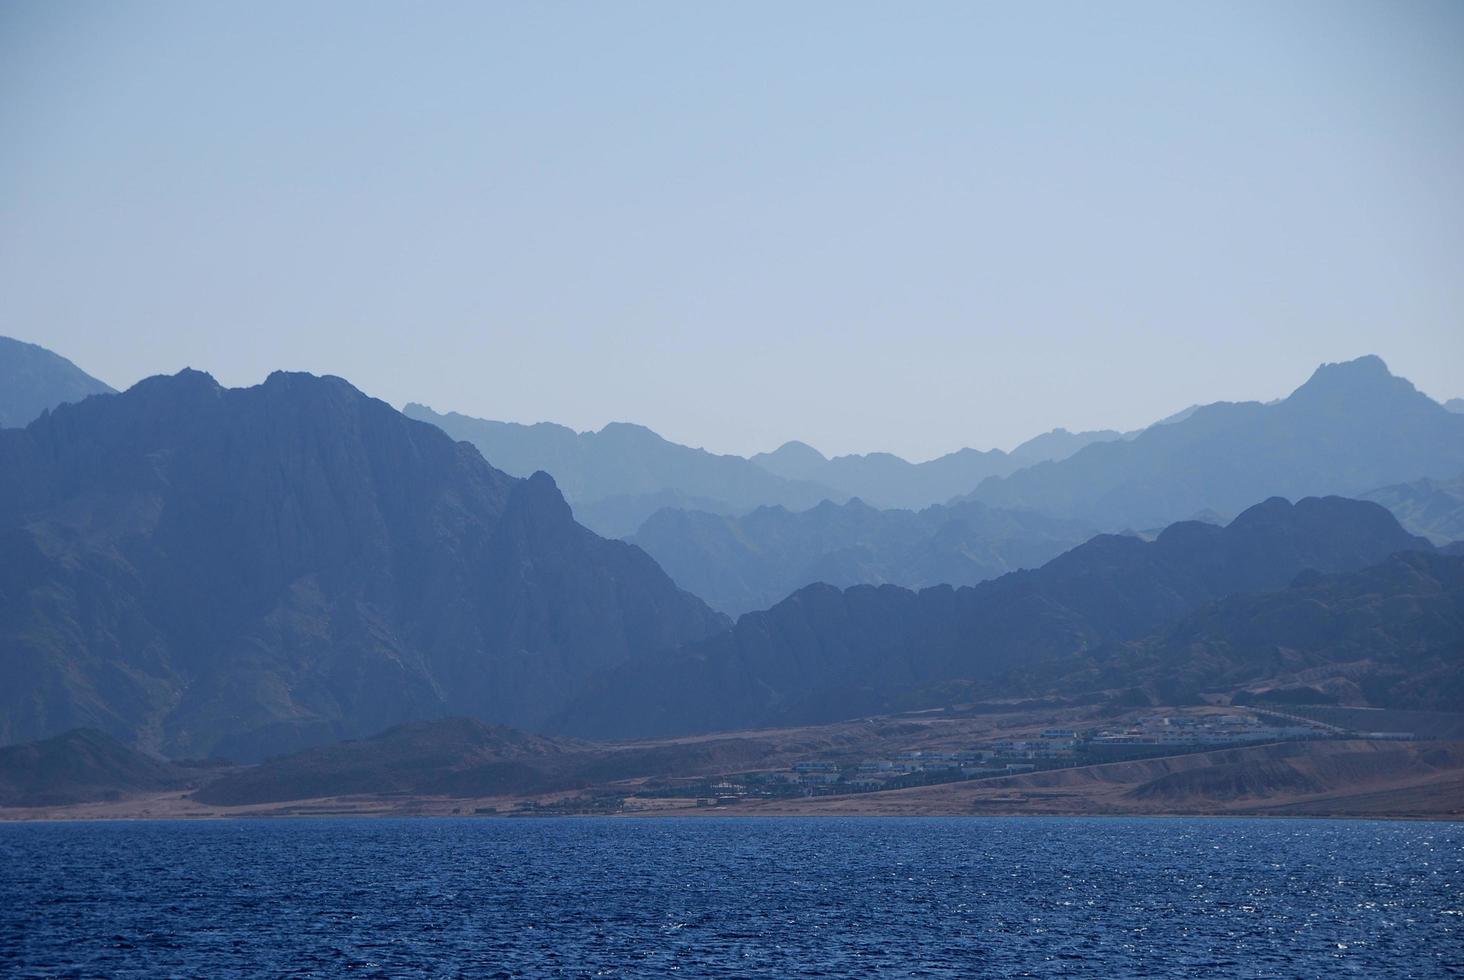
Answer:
[
  {"xmin": 747, "ymin": 442, "xmax": 1026, "ymax": 511},
  {"xmin": 749, "ymin": 427, "xmax": 1141, "ymax": 511},
  {"xmin": 405, "ymin": 401, "xmax": 1173, "ymax": 528},
  {"xmin": 630, "ymin": 498, "xmax": 1096, "ymax": 617},
  {"xmin": 0, "ymin": 336, "xmax": 115, "ymax": 429},
  {"xmin": 0, "ymin": 371, "xmax": 725, "ymax": 760},
  {"xmin": 564, "ymin": 497, "xmax": 1435, "ymax": 738},
  {"xmin": 965, "ymin": 357, "xmax": 1464, "ymax": 530},
  {"xmin": 402, "ymin": 404, "xmax": 845, "ymax": 537},
  {"xmin": 1362, "ymin": 474, "xmax": 1464, "ymax": 546},
  {"xmin": 1009, "ymin": 427, "xmax": 1128, "ymax": 464}
]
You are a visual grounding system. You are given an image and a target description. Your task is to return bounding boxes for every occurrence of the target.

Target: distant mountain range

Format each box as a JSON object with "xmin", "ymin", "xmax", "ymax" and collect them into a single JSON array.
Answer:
[
  {"xmin": 630, "ymin": 498, "xmax": 1097, "ymax": 617},
  {"xmin": 402, "ymin": 405, "xmax": 847, "ymax": 537},
  {"xmin": 408, "ymin": 357, "xmax": 1460, "ymax": 546},
  {"xmin": 964, "ymin": 356, "xmax": 1464, "ymax": 530},
  {"xmin": 0, "ymin": 335, "xmax": 114, "ymax": 428},
  {"xmin": 749, "ymin": 427, "xmax": 1135, "ymax": 510},
  {"xmin": 402, "ymin": 407, "xmax": 1150, "ymax": 534},
  {"xmin": 0, "ymin": 370, "xmax": 725, "ymax": 760},
  {"xmin": 562, "ymin": 497, "xmax": 1439, "ymax": 738}
]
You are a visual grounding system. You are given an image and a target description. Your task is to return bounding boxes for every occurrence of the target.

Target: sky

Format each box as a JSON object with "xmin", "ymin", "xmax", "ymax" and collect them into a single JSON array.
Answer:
[{"xmin": 1, "ymin": 2, "xmax": 1461, "ymax": 461}]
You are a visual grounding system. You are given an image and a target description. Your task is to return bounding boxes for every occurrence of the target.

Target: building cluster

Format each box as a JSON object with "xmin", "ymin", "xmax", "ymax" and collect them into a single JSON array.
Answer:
[
  {"xmin": 1090, "ymin": 713, "xmax": 1320, "ymax": 747},
  {"xmin": 774, "ymin": 712, "xmax": 1333, "ymax": 795}
]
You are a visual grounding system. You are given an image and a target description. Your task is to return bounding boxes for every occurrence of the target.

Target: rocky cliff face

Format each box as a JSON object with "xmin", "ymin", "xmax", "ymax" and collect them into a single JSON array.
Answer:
[{"xmin": 0, "ymin": 370, "xmax": 726, "ymax": 759}]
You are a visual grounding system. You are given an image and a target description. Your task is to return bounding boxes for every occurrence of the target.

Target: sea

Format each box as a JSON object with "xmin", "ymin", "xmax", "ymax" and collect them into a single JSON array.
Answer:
[{"xmin": 1, "ymin": 816, "xmax": 1460, "ymax": 977}]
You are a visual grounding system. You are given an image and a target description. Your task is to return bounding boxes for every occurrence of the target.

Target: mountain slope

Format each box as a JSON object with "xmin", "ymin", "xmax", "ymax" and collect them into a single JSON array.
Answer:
[
  {"xmin": 630, "ymin": 497, "xmax": 1096, "ymax": 616},
  {"xmin": 1362, "ymin": 473, "xmax": 1464, "ymax": 545},
  {"xmin": 402, "ymin": 405, "xmax": 844, "ymax": 537},
  {"xmin": 0, "ymin": 335, "xmax": 115, "ymax": 428},
  {"xmin": 1010, "ymin": 427, "xmax": 1126, "ymax": 463},
  {"xmin": 564, "ymin": 496, "xmax": 1432, "ymax": 738},
  {"xmin": 749, "ymin": 441, "xmax": 1028, "ymax": 510},
  {"xmin": 1129, "ymin": 550, "xmax": 1464, "ymax": 710},
  {"xmin": 965, "ymin": 356, "xmax": 1464, "ymax": 529},
  {"xmin": 0, "ymin": 728, "xmax": 193, "ymax": 806},
  {"xmin": 0, "ymin": 371, "xmax": 726, "ymax": 759}
]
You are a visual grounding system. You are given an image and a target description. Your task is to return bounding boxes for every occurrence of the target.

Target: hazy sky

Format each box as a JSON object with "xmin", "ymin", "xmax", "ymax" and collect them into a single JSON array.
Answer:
[{"xmin": 2, "ymin": 2, "xmax": 1461, "ymax": 460}]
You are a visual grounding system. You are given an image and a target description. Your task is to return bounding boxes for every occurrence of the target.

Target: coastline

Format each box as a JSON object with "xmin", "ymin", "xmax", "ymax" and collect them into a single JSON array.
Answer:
[{"xmin": 7, "ymin": 738, "xmax": 1461, "ymax": 824}]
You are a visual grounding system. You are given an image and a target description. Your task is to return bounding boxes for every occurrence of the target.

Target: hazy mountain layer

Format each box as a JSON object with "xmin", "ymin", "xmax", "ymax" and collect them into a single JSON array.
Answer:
[
  {"xmin": 965, "ymin": 356, "xmax": 1464, "ymax": 530},
  {"xmin": 1009, "ymin": 427, "xmax": 1127, "ymax": 463},
  {"xmin": 746, "ymin": 441, "xmax": 1021, "ymax": 510},
  {"xmin": 563, "ymin": 497, "xmax": 1433, "ymax": 738},
  {"xmin": 0, "ymin": 335, "xmax": 115, "ymax": 429},
  {"xmin": 630, "ymin": 497, "xmax": 1097, "ymax": 617},
  {"xmin": 402, "ymin": 404, "xmax": 845, "ymax": 537},
  {"xmin": 1362, "ymin": 474, "xmax": 1464, "ymax": 545},
  {"xmin": 0, "ymin": 371, "xmax": 725, "ymax": 759}
]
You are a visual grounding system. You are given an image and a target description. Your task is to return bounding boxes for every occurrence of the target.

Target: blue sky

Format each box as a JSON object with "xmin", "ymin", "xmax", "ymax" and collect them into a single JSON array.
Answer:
[{"xmin": 2, "ymin": 1, "xmax": 1460, "ymax": 459}]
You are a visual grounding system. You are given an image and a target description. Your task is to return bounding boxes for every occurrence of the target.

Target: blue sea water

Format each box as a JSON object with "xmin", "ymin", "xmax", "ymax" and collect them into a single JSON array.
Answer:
[{"xmin": 1, "ymin": 816, "xmax": 1460, "ymax": 978}]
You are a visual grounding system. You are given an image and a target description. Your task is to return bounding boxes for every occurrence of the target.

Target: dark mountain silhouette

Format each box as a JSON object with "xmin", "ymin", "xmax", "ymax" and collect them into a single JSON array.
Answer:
[
  {"xmin": 563, "ymin": 496, "xmax": 1433, "ymax": 738},
  {"xmin": 402, "ymin": 405, "xmax": 845, "ymax": 537},
  {"xmin": 629, "ymin": 497, "xmax": 1096, "ymax": 616},
  {"xmin": 0, "ymin": 728, "xmax": 193, "ymax": 806},
  {"xmin": 0, "ymin": 335, "xmax": 115, "ymax": 428},
  {"xmin": 964, "ymin": 356, "xmax": 1464, "ymax": 530},
  {"xmin": 1129, "ymin": 550, "xmax": 1464, "ymax": 711},
  {"xmin": 1363, "ymin": 474, "xmax": 1464, "ymax": 545},
  {"xmin": 0, "ymin": 371, "xmax": 726, "ymax": 760}
]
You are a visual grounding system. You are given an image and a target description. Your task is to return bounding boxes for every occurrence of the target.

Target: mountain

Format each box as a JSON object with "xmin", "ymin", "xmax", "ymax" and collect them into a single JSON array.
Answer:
[
  {"xmin": 1130, "ymin": 550, "xmax": 1464, "ymax": 711},
  {"xmin": 1446, "ymin": 398, "xmax": 1464, "ymax": 414},
  {"xmin": 0, "ymin": 728, "xmax": 193, "ymax": 806},
  {"xmin": 964, "ymin": 356, "xmax": 1464, "ymax": 530},
  {"xmin": 1010, "ymin": 427, "xmax": 1125, "ymax": 463},
  {"xmin": 563, "ymin": 496, "xmax": 1433, "ymax": 738},
  {"xmin": 402, "ymin": 405, "xmax": 844, "ymax": 537},
  {"xmin": 629, "ymin": 497, "xmax": 1096, "ymax": 617},
  {"xmin": 0, "ymin": 371, "xmax": 726, "ymax": 760},
  {"xmin": 193, "ymin": 718, "xmax": 579, "ymax": 804},
  {"xmin": 748, "ymin": 442, "xmax": 1029, "ymax": 510},
  {"xmin": 1362, "ymin": 474, "xmax": 1464, "ymax": 545},
  {"xmin": 0, "ymin": 335, "xmax": 115, "ymax": 429}
]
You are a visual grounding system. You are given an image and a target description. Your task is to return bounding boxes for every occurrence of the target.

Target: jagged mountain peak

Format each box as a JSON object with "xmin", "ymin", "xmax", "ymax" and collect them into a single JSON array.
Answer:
[{"xmin": 1286, "ymin": 354, "xmax": 1421, "ymax": 406}]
